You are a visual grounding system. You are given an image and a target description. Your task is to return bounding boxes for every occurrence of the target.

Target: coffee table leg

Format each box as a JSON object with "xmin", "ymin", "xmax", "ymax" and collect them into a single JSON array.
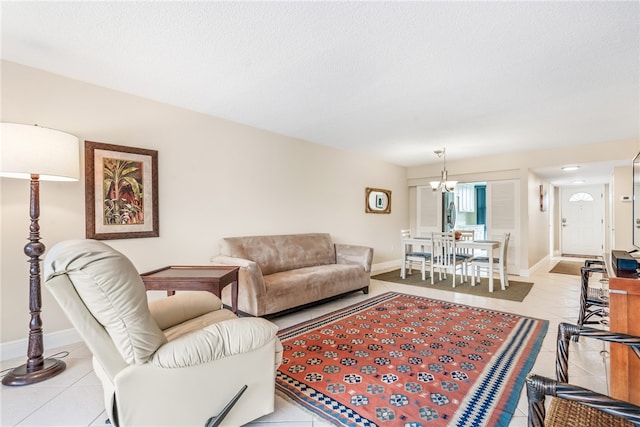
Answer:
[{"xmin": 231, "ymin": 281, "xmax": 238, "ymax": 315}]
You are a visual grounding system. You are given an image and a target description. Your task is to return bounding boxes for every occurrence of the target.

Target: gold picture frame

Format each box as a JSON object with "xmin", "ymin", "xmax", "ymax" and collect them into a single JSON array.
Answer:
[
  {"xmin": 85, "ymin": 141, "xmax": 159, "ymax": 239},
  {"xmin": 365, "ymin": 187, "xmax": 391, "ymax": 214}
]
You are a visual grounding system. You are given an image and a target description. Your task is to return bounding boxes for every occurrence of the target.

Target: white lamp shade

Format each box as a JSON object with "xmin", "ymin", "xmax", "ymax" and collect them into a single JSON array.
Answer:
[
  {"xmin": 445, "ymin": 181, "xmax": 457, "ymax": 191},
  {"xmin": 1, "ymin": 123, "xmax": 80, "ymax": 181}
]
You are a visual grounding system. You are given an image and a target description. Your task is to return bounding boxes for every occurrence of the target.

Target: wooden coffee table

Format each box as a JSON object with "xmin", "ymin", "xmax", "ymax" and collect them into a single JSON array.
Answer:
[{"xmin": 140, "ymin": 266, "xmax": 240, "ymax": 314}]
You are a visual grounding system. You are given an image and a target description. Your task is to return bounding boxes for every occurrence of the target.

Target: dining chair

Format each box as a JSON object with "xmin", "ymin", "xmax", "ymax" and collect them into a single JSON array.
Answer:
[
  {"xmin": 470, "ymin": 232, "xmax": 510, "ymax": 290},
  {"xmin": 455, "ymin": 230, "xmax": 475, "ymax": 282},
  {"xmin": 400, "ymin": 229, "xmax": 431, "ymax": 280},
  {"xmin": 430, "ymin": 231, "xmax": 465, "ymax": 287}
]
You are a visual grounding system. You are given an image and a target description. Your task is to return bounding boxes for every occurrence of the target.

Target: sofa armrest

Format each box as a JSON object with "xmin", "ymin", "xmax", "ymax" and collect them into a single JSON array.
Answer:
[
  {"xmin": 211, "ymin": 255, "xmax": 267, "ymax": 294},
  {"xmin": 335, "ymin": 244, "xmax": 374, "ymax": 272},
  {"xmin": 151, "ymin": 317, "xmax": 278, "ymax": 368}
]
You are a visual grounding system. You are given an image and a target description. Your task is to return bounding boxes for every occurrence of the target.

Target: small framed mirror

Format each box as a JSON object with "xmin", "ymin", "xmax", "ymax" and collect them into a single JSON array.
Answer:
[{"xmin": 365, "ymin": 187, "xmax": 391, "ymax": 214}]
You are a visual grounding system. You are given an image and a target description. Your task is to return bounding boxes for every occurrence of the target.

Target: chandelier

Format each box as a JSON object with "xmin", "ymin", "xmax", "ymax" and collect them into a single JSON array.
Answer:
[{"xmin": 429, "ymin": 147, "xmax": 457, "ymax": 192}]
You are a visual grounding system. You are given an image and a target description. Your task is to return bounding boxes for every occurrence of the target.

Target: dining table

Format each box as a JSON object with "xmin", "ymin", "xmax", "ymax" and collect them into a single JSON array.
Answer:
[{"xmin": 401, "ymin": 236, "xmax": 502, "ymax": 292}]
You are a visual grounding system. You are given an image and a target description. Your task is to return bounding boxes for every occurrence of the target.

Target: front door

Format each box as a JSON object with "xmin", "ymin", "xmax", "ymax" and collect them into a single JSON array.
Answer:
[{"xmin": 560, "ymin": 185, "xmax": 604, "ymax": 256}]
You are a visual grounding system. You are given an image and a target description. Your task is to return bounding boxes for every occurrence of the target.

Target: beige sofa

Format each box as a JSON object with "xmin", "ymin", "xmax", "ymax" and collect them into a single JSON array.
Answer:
[{"xmin": 211, "ymin": 233, "xmax": 373, "ymax": 317}]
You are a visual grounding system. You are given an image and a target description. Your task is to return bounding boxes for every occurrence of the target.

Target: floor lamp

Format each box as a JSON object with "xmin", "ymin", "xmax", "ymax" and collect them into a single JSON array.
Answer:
[{"xmin": 1, "ymin": 123, "xmax": 79, "ymax": 386}]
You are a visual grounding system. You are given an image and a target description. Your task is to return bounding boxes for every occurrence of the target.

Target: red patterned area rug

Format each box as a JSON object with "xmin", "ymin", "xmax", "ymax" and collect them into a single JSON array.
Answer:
[{"xmin": 276, "ymin": 292, "xmax": 548, "ymax": 427}]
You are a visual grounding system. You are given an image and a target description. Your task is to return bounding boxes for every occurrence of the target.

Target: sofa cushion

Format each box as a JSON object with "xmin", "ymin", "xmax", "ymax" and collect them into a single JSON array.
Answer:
[
  {"xmin": 219, "ymin": 233, "xmax": 336, "ymax": 275},
  {"xmin": 262, "ymin": 264, "xmax": 367, "ymax": 313}
]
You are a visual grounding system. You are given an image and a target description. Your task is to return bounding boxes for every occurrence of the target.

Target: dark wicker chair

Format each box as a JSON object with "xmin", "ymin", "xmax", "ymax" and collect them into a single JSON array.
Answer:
[
  {"xmin": 575, "ymin": 260, "xmax": 608, "ymax": 341},
  {"xmin": 526, "ymin": 322, "xmax": 640, "ymax": 427}
]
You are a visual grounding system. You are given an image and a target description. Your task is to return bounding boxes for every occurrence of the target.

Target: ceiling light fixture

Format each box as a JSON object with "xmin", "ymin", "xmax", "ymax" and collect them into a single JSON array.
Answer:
[
  {"xmin": 561, "ymin": 165, "xmax": 580, "ymax": 171},
  {"xmin": 430, "ymin": 147, "xmax": 457, "ymax": 192}
]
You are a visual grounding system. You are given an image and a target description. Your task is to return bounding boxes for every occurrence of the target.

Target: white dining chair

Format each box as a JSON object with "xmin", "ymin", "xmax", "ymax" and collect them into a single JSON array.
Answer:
[
  {"xmin": 401, "ymin": 229, "xmax": 431, "ymax": 280},
  {"xmin": 430, "ymin": 231, "xmax": 465, "ymax": 287},
  {"xmin": 455, "ymin": 230, "xmax": 475, "ymax": 281},
  {"xmin": 470, "ymin": 232, "xmax": 510, "ymax": 290}
]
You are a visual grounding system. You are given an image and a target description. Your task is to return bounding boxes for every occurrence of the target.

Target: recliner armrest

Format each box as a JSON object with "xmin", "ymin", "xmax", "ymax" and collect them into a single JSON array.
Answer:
[
  {"xmin": 149, "ymin": 291, "xmax": 223, "ymax": 331},
  {"xmin": 335, "ymin": 244, "xmax": 374, "ymax": 272},
  {"xmin": 151, "ymin": 317, "xmax": 279, "ymax": 368}
]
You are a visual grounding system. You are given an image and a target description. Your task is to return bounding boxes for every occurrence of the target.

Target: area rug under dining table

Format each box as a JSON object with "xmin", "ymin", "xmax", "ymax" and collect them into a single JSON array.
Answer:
[
  {"xmin": 371, "ymin": 270, "xmax": 534, "ymax": 302},
  {"xmin": 276, "ymin": 291, "xmax": 548, "ymax": 427}
]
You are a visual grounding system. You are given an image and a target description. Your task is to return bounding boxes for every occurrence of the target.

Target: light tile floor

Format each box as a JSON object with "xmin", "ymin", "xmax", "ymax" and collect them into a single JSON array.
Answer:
[{"xmin": 1, "ymin": 257, "xmax": 610, "ymax": 426}]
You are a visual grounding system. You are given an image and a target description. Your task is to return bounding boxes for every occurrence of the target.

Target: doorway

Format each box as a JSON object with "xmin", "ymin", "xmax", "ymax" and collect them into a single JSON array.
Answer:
[
  {"xmin": 416, "ymin": 180, "xmax": 520, "ymax": 274},
  {"xmin": 444, "ymin": 182, "xmax": 486, "ymax": 239},
  {"xmin": 560, "ymin": 184, "xmax": 604, "ymax": 256}
]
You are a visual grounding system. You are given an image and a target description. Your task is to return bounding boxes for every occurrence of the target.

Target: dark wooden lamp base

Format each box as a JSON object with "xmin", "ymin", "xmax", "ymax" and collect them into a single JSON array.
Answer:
[
  {"xmin": 3, "ymin": 174, "xmax": 67, "ymax": 386},
  {"xmin": 2, "ymin": 358, "xmax": 66, "ymax": 386}
]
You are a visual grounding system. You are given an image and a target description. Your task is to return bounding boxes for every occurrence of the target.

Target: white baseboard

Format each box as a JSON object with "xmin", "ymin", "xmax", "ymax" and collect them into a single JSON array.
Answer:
[
  {"xmin": 524, "ymin": 255, "xmax": 551, "ymax": 277},
  {"xmin": 371, "ymin": 260, "xmax": 400, "ymax": 275},
  {"xmin": 1, "ymin": 328, "xmax": 81, "ymax": 362}
]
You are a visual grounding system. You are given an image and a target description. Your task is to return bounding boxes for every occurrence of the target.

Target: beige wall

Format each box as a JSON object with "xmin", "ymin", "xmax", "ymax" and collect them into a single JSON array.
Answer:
[
  {"xmin": 552, "ymin": 185, "xmax": 561, "ymax": 255},
  {"xmin": 0, "ymin": 61, "xmax": 409, "ymax": 344},
  {"xmin": 611, "ymin": 165, "xmax": 633, "ymax": 250},
  {"xmin": 527, "ymin": 172, "xmax": 551, "ymax": 266}
]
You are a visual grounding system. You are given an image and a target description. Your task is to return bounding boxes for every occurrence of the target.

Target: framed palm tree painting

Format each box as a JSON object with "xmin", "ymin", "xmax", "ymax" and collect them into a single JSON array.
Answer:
[{"xmin": 85, "ymin": 141, "xmax": 159, "ymax": 239}]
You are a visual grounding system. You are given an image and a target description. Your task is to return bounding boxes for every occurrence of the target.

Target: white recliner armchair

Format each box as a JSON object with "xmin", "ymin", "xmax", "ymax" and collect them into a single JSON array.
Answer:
[{"xmin": 44, "ymin": 239, "xmax": 282, "ymax": 427}]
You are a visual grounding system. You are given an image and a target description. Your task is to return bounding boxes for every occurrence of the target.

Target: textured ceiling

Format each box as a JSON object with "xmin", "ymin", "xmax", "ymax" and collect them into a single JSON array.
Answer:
[{"xmin": 1, "ymin": 1, "xmax": 638, "ymax": 183}]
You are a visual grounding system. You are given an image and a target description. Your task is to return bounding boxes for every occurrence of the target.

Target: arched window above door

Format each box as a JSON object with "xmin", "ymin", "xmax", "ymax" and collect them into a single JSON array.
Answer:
[{"xmin": 569, "ymin": 192, "xmax": 594, "ymax": 202}]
